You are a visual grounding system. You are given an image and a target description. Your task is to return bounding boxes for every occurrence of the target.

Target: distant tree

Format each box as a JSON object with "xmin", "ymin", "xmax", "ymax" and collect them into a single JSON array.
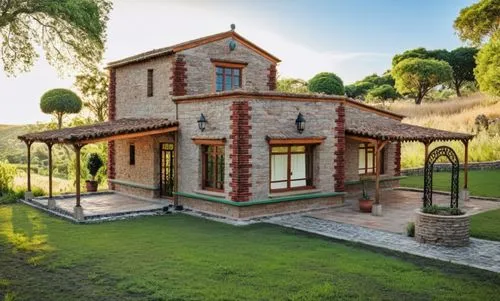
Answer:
[
  {"xmin": 0, "ymin": 0, "xmax": 112, "ymax": 75},
  {"xmin": 454, "ymin": 0, "xmax": 499, "ymax": 46},
  {"xmin": 448, "ymin": 47, "xmax": 479, "ymax": 97},
  {"xmin": 392, "ymin": 48, "xmax": 431, "ymax": 67},
  {"xmin": 276, "ymin": 78, "xmax": 309, "ymax": 94},
  {"xmin": 392, "ymin": 58, "xmax": 453, "ymax": 105},
  {"xmin": 367, "ymin": 84, "xmax": 399, "ymax": 103},
  {"xmin": 40, "ymin": 89, "xmax": 83, "ymax": 129},
  {"xmin": 454, "ymin": 0, "xmax": 499, "ymax": 96},
  {"xmin": 345, "ymin": 81, "xmax": 374, "ymax": 99},
  {"xmin": 474, "ymin": 39, "xmax": 500, "ymax": 96},
  {"xmin": 74, "ymin": 68, "xmax": 109, "ymax": 122},
  {"xmin": 308, "ymin": 72, "xmax": 344, "ymax": 95}
]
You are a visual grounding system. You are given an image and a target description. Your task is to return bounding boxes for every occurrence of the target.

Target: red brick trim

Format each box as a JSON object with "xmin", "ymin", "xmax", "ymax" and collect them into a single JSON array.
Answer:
[
  {"xmin": 394, "ymin": 141, "xmax": 401, "ymax": 176},
  {"xmin": 108, "ymin": 68, "xmax": 116, "ymax": 121},
  {"xmin": 170, "ymin": 55, "xmax": 187, "ymax": 96},
  {"xmin": 229, "ymin": 101, "xmax": 252, "ymax": 202},
  {"xmin": 107, "ymin": 141, "xmax": 116, "ymax": 190},
  {"xmin": 334, "ymin": 103, "xmax": 346, "ymax": 192},
  {"xmin": 107, "ymin": 68, "xmax": 116, "ymax": 190},
  {"xmin": 267, "ymin": 64, "xmax": 277, "ymax": 91}
]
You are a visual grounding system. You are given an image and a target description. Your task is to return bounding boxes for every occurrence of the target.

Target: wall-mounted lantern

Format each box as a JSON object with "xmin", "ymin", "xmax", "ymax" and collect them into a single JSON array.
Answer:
[
  {"xmin": 197, "ymin": 113, "xmax": 207, "ymax": 132},
  {"xmin": 295, "ymin": 112, "xmax": 306, "ymax": 134}
]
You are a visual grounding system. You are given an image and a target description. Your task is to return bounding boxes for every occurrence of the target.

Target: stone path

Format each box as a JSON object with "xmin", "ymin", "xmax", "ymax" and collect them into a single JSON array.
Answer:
[{"xmin": 266, "ymin": 214, "xmax": 500, "ymax": 273}]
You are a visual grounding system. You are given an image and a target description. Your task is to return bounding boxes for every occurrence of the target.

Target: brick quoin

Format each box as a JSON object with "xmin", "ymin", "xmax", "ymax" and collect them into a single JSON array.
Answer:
[
  {"xmin": 229, "ymin": 101, "xmax": 252, "ymax": 202},
  {"xmin": 333, "ymin": 103, "xmax": 346, "ymax": 192},
  {"xmin": 267, "ymin": 64, "xmax": 277, "ymax": 91},
  {"xmin": 170, "ymin": 55, "xmax": 187, "ymax": 96},
  {"xmin": 107, "ymin": 68, "xmax": 117, "ymax": 189},
  {"xmin": 394, "ymin": 141, "xmax": 401, "ymax": 176}
]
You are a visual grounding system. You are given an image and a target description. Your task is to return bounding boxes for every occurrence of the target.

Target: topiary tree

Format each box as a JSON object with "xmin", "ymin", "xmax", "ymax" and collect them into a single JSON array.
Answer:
[
  {"xmin": 40, "ymin": 89, "xmax": 83, "ymax": 129},
  {"xmin": 392, "ymin": 58, "xmax": 453, "ymax": 105},
  {"xmin": 86, "ymin": 153, "xmax": 104, "ymax": 182},
  {"xmin": 308, "ymin": 72, "xmax": 345, "ymax": 95}
]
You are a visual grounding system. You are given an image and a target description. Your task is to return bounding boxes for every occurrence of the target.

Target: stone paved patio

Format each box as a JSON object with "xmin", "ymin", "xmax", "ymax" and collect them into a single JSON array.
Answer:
[
  {"xmin": 266, "ymin": 214, "xmax": 500, "ymax": 273},
  {"xmin": 308, "ymin": 190, "xmax": 500, "ymax": 234},
  {"xmin": 27, "ymin": 193, "xmax": 170, "ymax": 221}
]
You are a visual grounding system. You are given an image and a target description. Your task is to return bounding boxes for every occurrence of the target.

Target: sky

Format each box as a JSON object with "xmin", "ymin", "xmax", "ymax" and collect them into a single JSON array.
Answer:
[{"xmin": 0, "ymin": 0, "xmax": 474, "ymax": 124}]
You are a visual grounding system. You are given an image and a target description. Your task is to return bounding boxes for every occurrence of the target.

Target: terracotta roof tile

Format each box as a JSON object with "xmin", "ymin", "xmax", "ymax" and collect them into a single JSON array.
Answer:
[{"xmin": 18, "ymin": 118, "xmax": 178, "ymax": 144}]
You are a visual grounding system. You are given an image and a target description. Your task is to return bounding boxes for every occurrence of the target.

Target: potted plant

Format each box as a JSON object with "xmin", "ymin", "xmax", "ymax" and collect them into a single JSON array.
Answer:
[
  {"xmin": 86, "ymin": 153, "xmax": 104, "ymax": 192},
  {"xmin": 359, "ymin": 180, "xmax": 373, "ymax": 213}
]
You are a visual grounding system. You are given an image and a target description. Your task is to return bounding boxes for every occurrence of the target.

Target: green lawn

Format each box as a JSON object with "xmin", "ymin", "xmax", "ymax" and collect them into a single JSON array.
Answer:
[
  {"xmin": 1, "ymin": 205, "xmax": 500, "ymax": 300},
  {"xmin": 400, "ymin": 170, "xmax": 500, "ymax": 198},
  {"xmin": 470, "ymin": 208, "xmax": 500, "ymax": 241}
]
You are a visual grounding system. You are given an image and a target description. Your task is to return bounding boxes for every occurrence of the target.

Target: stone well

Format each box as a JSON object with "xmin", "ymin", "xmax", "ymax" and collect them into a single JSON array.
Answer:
[{"xmin": 414, "ymin": 209, "xmax": 470, "ymax": 247}]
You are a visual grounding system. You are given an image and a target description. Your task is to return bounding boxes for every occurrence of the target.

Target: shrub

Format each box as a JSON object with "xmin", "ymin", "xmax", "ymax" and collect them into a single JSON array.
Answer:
[
  {"xmin": 0, "ymin": 161, "xmax": 16, "ymax": 193},
  {"xmin": 308, "ymin": 72, "xmax": 345, "ymax": 95},
  {"xmin": 422, "ymin": 204, "xmax": 465, "ymax": 216},
  {"xmin": 406, "ymin": 222, "xmax": 415, "ymax": 237},
  {"xmin": 86, "ymin": 153, "xmax": 104, "ymax": 181}
]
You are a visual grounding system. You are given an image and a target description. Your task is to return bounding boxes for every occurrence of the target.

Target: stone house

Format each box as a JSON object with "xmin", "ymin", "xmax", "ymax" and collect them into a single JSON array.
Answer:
[{"xmin": 19, "ymin": 28, "xmax": 473, "ymax": 220}]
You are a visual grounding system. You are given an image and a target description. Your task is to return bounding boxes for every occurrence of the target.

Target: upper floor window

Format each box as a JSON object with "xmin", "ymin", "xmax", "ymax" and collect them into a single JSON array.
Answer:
[
  {"xmin": 147, "ymin": 69, "xmax": 154, "ymax": 97},
  {"xmin": 215, "ymin": 66, "xmax": 241, "ymax": 92},
  {"xmin": 270, "ymin": 145, "xmax": 314, "ymax": 192}
]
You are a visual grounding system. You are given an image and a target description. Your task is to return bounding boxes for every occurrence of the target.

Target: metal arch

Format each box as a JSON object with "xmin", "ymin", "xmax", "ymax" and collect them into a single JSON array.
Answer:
[{"xmin": 423, "ymin": 146, "xmax": 460, "ymax": 208}]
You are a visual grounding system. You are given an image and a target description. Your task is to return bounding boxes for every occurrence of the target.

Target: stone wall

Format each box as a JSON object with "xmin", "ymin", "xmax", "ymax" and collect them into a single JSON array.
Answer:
[
  {"xmin": 415, "ymin": 210, "xmax": 470, "ymax": 247},
  {"xmin": 345, "ymin": 178, "xmax": 401, "ymax": 197},
  {"xmin": 115, "ymin": 56, "xmax": 176, "ymax": 120},
  {"xmin": 402, "ymin": 160, "xmax": 500, "ymax": 176},
  {"xmin": 249, "ymin": 99, "xmax": 339, "ymax": 200},
  {"xmin": 180, "ymin": 37, "xmax": 275, "ymax": 94},
  {"xmin": 176, "ymin": 99, "xmax": 233, "ymax": 198},
  {"xmin": 178, "ymin": 195, "xmax": 343, "ymax": 220}
]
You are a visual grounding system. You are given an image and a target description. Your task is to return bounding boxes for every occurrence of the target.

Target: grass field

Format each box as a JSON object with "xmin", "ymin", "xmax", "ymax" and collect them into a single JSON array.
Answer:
[
  {"xmin": 399, "ymin": 170, "xmax": 500, "ymax": 198},
  {"xmin": 377, "ymin": 94, "xmax": 500, "ymax": 168},
  {"xmin": 470, "ymin": 209, "xmax": 500, "ymax": 242},
  {"xmin": 1, "ymin": 204, "xmax": 500, "ymax": 300}
]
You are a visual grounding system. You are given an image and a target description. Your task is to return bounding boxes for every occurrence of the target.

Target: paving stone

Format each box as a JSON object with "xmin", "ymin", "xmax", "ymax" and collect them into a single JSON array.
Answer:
[{"xmin": 266, "ymin": 214, "xmax": 500, "ymax": 273}]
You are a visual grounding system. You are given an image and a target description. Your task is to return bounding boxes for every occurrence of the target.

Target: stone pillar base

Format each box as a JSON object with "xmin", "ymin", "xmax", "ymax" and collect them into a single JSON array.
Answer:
[
  {"xmin": 73, "ymin": 206, "xmax": 84, "ymax": 221},
  {"xmin": 460, "ymin": 189, "xmax": 470, "ymax": 202},
  {"xmin": 47, "ymin": 198, "xmax": 56, "ymax": 209},
  {"xmin": 24, "ymin": 191, "xmax": 33, "ymax": 200},
  {"xmin": 372, "ymin": 204, "xmax": 383, "ymax": 216}
]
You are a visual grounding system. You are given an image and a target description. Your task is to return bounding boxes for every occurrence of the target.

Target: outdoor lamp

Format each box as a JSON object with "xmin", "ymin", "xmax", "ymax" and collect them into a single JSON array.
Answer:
[
  {"xmin": 197, "ymin": 113, "xmax": 207, "ymax": 132},
  {"xmin": 295, "ymin": 112, "xmax": 306, "ymax": 133}
]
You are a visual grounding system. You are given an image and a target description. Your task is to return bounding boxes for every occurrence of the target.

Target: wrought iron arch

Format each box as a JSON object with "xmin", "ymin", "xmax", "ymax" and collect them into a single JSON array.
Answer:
[{"xmin": 423, "ymin": 146, "xmax": 460, "ymax": 208}]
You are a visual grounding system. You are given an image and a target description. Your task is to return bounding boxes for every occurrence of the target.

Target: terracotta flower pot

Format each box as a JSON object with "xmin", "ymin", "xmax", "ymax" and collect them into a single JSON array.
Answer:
[
  {"xmin": 86, "ymin": 180, "xmax": 98, "ymax": 192},
  {"xmin": 359, "ymin": 198, "xmax": 373, "ymax": 213}
]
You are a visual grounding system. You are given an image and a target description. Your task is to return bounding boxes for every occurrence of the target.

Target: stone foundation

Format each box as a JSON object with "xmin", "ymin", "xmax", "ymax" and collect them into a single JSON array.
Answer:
[
  {"xmin": 415, "ymin": 210, "xmax": 470, "ymax": 247},
  {"xmin": 114, "ymin": 182, "xmax": 157, "ymax": 199},
  {"xmin": 178, "ymin": 195, "xmax": 344, "ymax": 220}
]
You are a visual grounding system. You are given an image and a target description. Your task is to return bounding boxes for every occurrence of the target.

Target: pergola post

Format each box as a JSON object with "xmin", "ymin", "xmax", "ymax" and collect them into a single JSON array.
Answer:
[
  {"xmin": 423, "ymin": 141, "xmax": 431, "ymax": 163},
  {"xmin": 47, "ymin": 143, "xmax": 56, "ymax": 209},
  {"xmin": 24, "ymin": 141, "xmax": 33, "ymax": 200},
  {"xmin": 173, "ymin": 130, "xmax": 179, "ymax": 207},
  {"xmin": 373, "ymin": 140, "xmax": 387, "ymax": 216},
  {"xmin": 461, "ymin": 139, "xmax": 470, "ymax": 202},
  {"xmin": 73, "ymin": 144, "xmax": 84, "ymax": 221}
]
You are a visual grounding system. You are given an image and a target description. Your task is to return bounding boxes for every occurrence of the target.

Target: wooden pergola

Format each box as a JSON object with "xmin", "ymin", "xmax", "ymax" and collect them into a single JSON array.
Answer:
[
  {"xmin": 345, "ymin": 115, "xmax": 474, "ymax": 215},
  {"xmin": 18, "ymin": 118, "xmax": 178, "ymax": 220}
]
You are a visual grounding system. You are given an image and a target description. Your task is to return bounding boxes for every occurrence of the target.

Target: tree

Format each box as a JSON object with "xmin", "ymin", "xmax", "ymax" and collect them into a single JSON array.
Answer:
[
  {"xmin": 454, "ymin": 0, "xmax": 500, "ymax": 46},
  {"xmin": 366, "ymin": 84, "xmax": 399, "ymax": 104},
  {"xmin": 474, "ymin": 38, "xmax": 500, "ymax": 96},
  {"xmin": 392, "ymin": 58, "xmax": 453, "ymax": 105},
  {"xmin": 448, "ymin": 47, "xmax": 479, "ymax": 96},
  {"xmin": 345, "ymin": 81, "xmax": 374, "ymax": 99},
  {"xmin": 308, "ymin": 72, "xmax": 344, "ymax": 95},
  {"xmin": 74, "ymin": 68, "xmax": 109, "ymax": 122},
  {"xmin": 0, "ymin": 0, "xmax": 112, "ymax": 75},
  {"xmin": 40, "ymin": 89, "xmax": 82, "ymax": 129},
  {"xmin": 276, "ymin": 78, "xmax": 309, "ymax": 94}
]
